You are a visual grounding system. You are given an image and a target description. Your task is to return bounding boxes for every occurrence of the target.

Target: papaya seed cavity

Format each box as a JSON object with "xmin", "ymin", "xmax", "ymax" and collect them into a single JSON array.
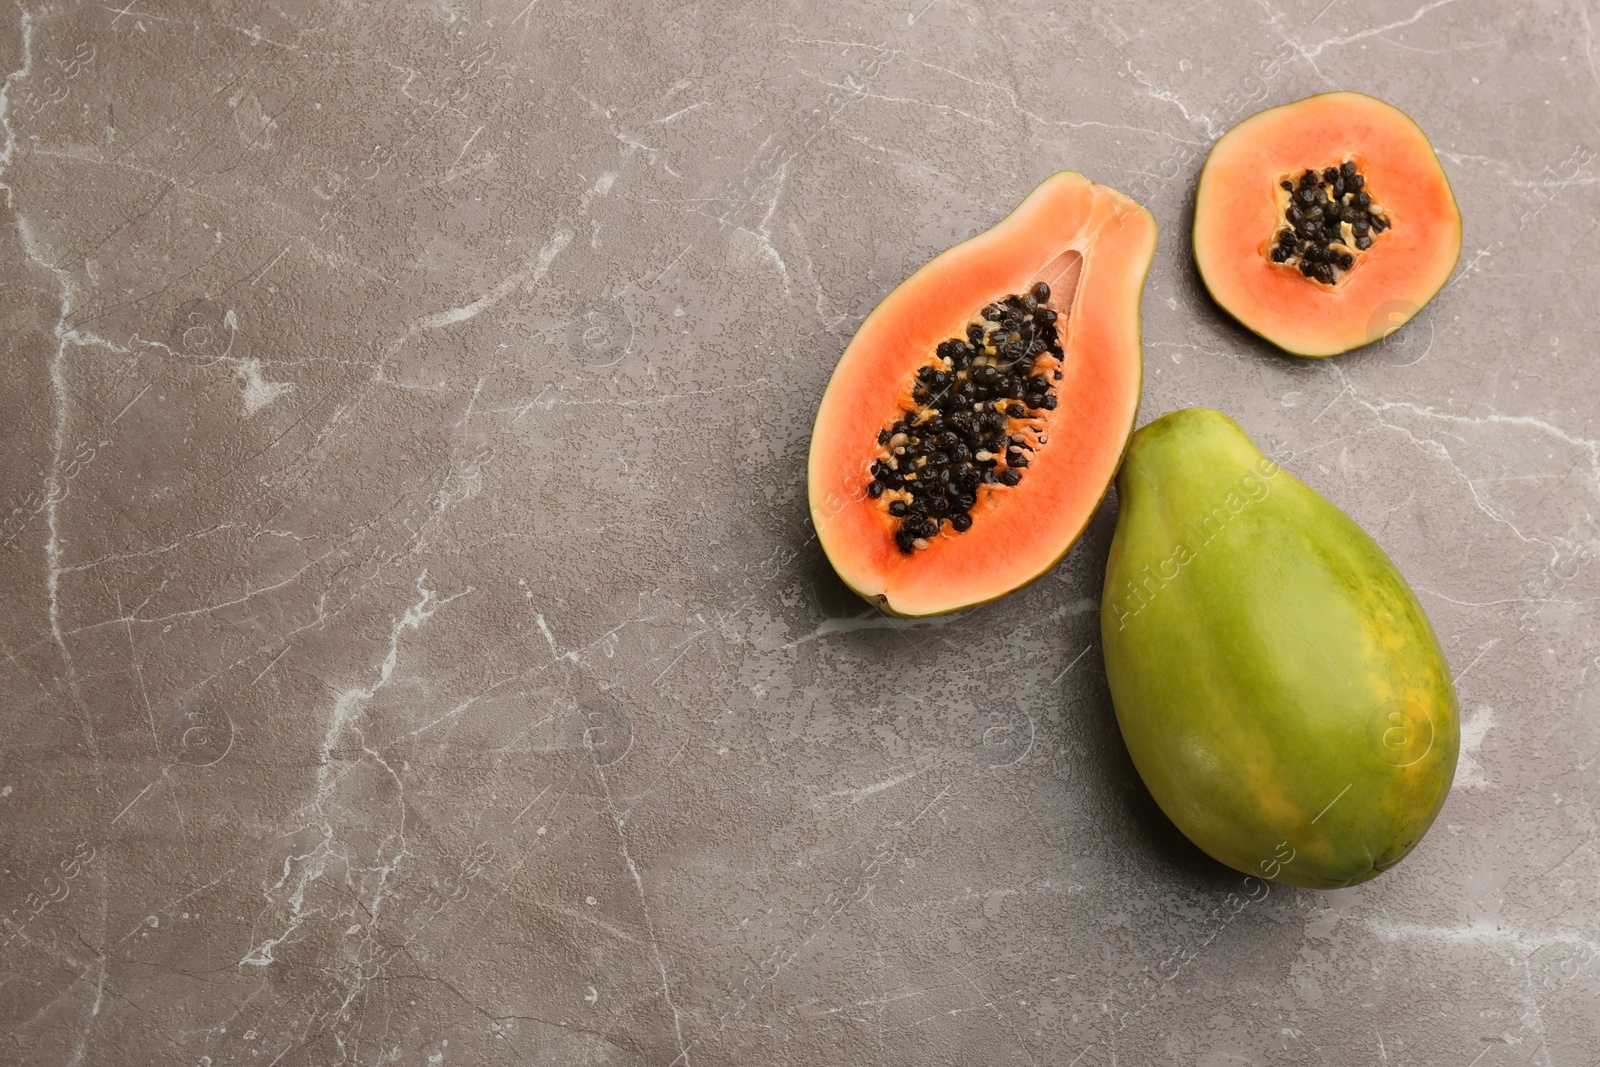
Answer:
[
  {"xmin": 1269, "ymin": 161, "xmax": 1389, "ymax": 286},
  {"xmin": 866, "ymin": 283, "xmax": 1063, "ymax": 554}
]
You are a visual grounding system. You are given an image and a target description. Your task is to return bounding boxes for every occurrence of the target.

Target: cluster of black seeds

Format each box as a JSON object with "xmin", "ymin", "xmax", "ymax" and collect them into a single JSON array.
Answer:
[
  {"xmin": 1270, "ymin": 162, "xmax": 1389, "ymax": 285},
  {"xmin": 867, "ymin": 282, "xmax": 1065, "ymax": 554}
]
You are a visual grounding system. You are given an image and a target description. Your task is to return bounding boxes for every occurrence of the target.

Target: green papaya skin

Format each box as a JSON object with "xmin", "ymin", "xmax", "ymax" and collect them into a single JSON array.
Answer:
[{"xmin": 1101, "ymin": 408, "xmax": 1458, "ymax": 889}]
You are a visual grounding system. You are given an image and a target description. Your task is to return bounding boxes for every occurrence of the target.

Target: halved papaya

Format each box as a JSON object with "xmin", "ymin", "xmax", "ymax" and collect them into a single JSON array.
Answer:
[
  {"xmin": 1193, "ymin": 92, "xmax": 1461, "ymax": 358},
  {"xmin": 807, "ymin": 172, "xmax": 1156, "ymax": 617}
]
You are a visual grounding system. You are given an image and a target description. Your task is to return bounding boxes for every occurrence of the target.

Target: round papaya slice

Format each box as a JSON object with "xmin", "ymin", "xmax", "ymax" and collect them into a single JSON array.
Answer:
[
  {"xmin": 807, "ymin": 172, "xmax": 1157, "ymax": 617},
  {"xmin": 1193, "ymin": 92, "xmax": 1461, "ymax": 358}
]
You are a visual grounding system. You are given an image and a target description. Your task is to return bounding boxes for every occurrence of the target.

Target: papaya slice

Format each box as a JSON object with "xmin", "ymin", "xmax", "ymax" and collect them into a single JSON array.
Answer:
[
  {"xmin": 1193, "ymin": 92, "xmax": 1461, "ymax": 358},
  {"xmin": 807, "ymin": 172, "xmax": 1156, "ymax": 617}
]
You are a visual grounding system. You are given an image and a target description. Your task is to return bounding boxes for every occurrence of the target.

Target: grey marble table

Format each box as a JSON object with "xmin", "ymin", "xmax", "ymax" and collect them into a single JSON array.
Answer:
[{"xmin": 1, "ymin": 2, "xmax": 1596, "ymax": 1064}]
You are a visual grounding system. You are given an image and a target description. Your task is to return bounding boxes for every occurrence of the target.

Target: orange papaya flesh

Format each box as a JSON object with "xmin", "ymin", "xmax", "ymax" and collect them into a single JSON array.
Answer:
[
  {"xmin": 808, "ymin": 172, "xmax": 1157, "ymax": 617},
  {"xmin": 1101, "ymin": 409, "xmax": 1459, "ymax": 889},
  {"xmin": 1193, "ymin": 92, "xmax": 1461, "ymax": 358}
]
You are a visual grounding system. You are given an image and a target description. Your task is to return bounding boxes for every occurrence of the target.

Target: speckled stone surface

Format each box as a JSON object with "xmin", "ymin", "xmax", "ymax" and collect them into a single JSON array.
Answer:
[{"xmin": 1, "ymin": 2, "xmax": 1597, "ymax": 1064}]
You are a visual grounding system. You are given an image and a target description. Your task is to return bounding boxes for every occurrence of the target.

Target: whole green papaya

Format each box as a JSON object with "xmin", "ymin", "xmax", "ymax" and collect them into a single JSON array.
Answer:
[{"xmin": 1101, "ymin": 408, "xmax": 1458, "ymax": 889}]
